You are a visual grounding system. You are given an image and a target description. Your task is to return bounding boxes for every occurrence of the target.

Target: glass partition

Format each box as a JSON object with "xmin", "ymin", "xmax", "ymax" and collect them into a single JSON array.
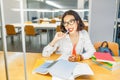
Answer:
[
  {"xmin": 0, "ymin": 4, "xmax": 6, "ymax": 80},
  {"xmin": 0, "ymin": 0, "xmax": 26, "ymax": 80},
  {"xmin": 115, "ymin": 0, "xmax": 120, "ymax": 49},
  {"xmin": 27, "ymin": 0, "xmax": 89, "ymax": 21},
  {"xmin": 0, "ymin": 0, "xmax": 89, "ymax": 80}
]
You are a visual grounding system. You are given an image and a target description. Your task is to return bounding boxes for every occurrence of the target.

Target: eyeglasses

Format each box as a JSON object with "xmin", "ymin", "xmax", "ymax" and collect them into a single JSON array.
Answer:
[{"xmin": 63, "ymin": 19, "xmax": 76, "ymax": 27}]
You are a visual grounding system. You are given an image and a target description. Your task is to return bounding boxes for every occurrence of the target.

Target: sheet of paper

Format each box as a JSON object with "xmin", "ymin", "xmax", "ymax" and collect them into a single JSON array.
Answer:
[
  {"xmin": 52, "ymin": 76, "xmax": 74, "ymax": 80},
  {"xmin": 48, "ymin": 59, "xmax": 77, "ymax": 79},
  {"xmin": 52, "ymin": 62, "xmax": 94, "ymax": 80},
  {"xmin": 32, "ymin": 60, "xmax": 55, "ymax": 74},
  {"xmin": 57, "ymin": 54, "xmax": 70, "ymax": 60},
  {"xmin": 73, "ymin": 63, "xmax": 94, "ymax": 78}
]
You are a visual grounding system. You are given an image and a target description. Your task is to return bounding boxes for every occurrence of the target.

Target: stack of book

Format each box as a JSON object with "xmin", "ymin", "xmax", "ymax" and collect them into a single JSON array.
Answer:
[{"xmin": 92, "ymin": 52, "xmax": 120, "ymax": 71}]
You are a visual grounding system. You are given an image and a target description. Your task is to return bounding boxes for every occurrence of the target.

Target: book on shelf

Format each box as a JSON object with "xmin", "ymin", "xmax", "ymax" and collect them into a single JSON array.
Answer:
[
  {"xmin": 33, "ymin": 59, "xmax": 94, "ymax": 80},
  {"xmin": 92, "ymin": 52, "xmax": 120, "ymax": 71}
]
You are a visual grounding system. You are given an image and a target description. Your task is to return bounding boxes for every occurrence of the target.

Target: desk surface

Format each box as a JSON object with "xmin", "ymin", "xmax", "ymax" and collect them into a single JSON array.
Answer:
[
  {"xmin": 12, "ymin": 21, "xmax": 88, "ymax": 29},
  {"xmin": 12, "ymin": 23, "xmax": 59, "ymax": 29},
  {"xmin": 0, "ymin": 51, "xmax": 120, "ymax": 80}
]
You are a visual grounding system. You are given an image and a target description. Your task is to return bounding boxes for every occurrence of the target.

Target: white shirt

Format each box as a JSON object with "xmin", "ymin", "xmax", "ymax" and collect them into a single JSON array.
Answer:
[{"xmin": 42, "ymin": 30, "xmax": 96, "ymax": 59}]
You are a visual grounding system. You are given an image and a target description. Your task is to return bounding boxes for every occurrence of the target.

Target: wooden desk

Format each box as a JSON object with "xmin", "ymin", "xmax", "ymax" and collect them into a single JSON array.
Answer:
[
  {"xmin": 12, "ymin": 23, "xmax": 58, "ymax": 29},
  {"xmin": 0, "ymin": 51, "xmax": 120, "ymax": 80},
  {"xmin": 12, "ymin": 23, "xmax": 58, "ymax": 43}
]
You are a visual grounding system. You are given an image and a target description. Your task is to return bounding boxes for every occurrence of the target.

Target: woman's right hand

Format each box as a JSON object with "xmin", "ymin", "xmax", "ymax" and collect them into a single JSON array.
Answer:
[
  {"xmin": 53, "ymin": 32, "xmax": 66, "ymax": 41},
  {"xmin": 49, "ymin": 32, "xmax": 67, "ymax": 47}
]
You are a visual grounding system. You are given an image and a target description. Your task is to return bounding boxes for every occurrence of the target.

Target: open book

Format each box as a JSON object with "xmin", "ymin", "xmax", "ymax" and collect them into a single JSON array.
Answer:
[
  {"xmin": 33, "ymin": 59, "xmax": 94, "ymax": 80},
  {"xmin": 33, "ymin": 60, "xmax": 58, "ymax": 74}
]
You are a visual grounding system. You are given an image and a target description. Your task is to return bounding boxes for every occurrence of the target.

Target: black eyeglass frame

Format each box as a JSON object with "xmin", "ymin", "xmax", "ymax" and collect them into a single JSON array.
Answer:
[{"xmin": 62, "ymin": 19, "xmax": 76, "ymax": 27}]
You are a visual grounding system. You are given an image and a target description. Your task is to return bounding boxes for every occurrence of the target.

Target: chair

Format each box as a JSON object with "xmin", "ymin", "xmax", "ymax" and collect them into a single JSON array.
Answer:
[
  {"xmin": 5, "ymin": 24, "xmax": 21, "ymax": 43},
  {"xmin": 50, "ymin": 19, "xmax": 56, "ymax": 23},
  {"xmin": 84, "ymin": 26, "xmax": 88, "ymax": 31},
  {"xmin": 24, "ymin": 25, "xmax": 41, "ymax": 45},
  {"xmin": 38, "ymin": 19, "xmax": 44, "ymax": 23},
  {"xmin": 56, "ymin": 25, "xmax": 61, "ymax": 32},
  {"xmin": 94, "ymin": 41, "xmax": 119, "ymax": 56},
  {"xmin": 24, "ymin": 25, "xmax": 38, "ymax": 36},
  {"xmin": 83, "ymin": 21, "xmax": 88, "ymax": 31}
]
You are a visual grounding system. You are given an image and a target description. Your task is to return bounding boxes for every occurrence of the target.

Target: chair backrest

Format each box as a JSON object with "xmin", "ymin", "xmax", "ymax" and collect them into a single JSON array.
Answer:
[
  {"xmin": 83, "ymin": 21, "xmax": 88, "ymax": 31},
  {"xmin": 50, "ymin": 19, "xmax": 56, "ymax": 23},
  {"xmin": 38, "ymin": 19, "xmax": 44, "ymax": 23},
  {"xmin": 5, "ymin": 24, "xmax": 16, "ymax": 35},
  {"xmin": 94, "ymin": 41, "xmax": 119, "ymax": 56},
  {"xmin": 24, "ymin": 25, "xmax": 36, "ymax": 36},
  {"xmin": 56, "ymin": 25, "xmax": 61, "ymax": 32},
  {"xmin": 84, "ymin": 26, "xmax": 88, "ymax": 31}
]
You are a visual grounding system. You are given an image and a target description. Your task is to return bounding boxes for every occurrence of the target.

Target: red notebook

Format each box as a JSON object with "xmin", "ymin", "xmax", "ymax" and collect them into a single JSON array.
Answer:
[{"xmin": 94, "ymin": 52, "xmax": 115, "ymax": 63}]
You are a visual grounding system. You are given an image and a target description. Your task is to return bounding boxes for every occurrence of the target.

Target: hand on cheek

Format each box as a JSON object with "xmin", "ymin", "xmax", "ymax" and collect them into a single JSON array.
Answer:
[{"xmin": 53, "ymin": 32, "xmax": 66, "ymax": 41}]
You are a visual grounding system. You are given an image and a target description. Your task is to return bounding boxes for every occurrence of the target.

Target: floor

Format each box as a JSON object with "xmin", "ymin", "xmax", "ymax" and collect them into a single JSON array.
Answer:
[{"xmin": 0, "ymin": 32, "xmax": 53, "ymax": 53}]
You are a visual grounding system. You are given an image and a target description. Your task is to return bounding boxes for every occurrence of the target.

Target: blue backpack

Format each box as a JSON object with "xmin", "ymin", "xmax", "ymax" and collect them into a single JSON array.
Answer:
[{"xmin": 97, "ymin": 41, "xmax": 114, "ymax": 56}]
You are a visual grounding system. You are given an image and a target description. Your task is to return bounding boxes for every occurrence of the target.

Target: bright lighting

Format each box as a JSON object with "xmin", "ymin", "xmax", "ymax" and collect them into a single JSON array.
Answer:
[
  {"xmin": 12, "ymin": 8, "xmax": 89, "ymax": 12},
  {"xmin": 54, "ymin": 9, "xmax": 89, "ymax": 12},
  {"xmin": 37, "ymin": 0, "xmax": 44, "ymax": 2},
  {"xmin": 12, "ymin": 9, "xmax": 57, "ymax": 12},
  {"xmin": 46, "ymin": 1, "xmax": 62, "ymax": 8}
]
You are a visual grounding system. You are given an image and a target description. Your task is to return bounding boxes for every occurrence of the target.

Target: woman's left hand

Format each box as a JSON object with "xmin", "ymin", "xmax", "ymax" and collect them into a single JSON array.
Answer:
[{"xmin": 68, "ymin": 55, "xmax": 81, "ymax": 62}]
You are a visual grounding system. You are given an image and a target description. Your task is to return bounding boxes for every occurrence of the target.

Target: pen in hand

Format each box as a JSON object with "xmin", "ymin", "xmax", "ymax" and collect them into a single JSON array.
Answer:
[
  {"xmin": 65, "ymin": 30, "xmax": 69, "ymax": 34},
  {"xmin": 51, "ymin": 30, "xmax": 69, "ymax": 44}
]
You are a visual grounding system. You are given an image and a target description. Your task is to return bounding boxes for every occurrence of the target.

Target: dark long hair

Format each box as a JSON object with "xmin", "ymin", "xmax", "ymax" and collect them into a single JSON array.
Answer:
[{"xmin": 60, "ymin": 10, "xmax": 85, "ymax": 33}]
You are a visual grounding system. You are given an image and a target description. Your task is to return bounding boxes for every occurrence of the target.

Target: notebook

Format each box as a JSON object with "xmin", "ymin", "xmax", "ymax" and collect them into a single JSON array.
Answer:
[
  {"xmin": 94, "ymin": 52, "xmax": 115, "ymax": 63},
  {"xmin": 33, "ymin": 59, "xmax": 94, "ymax": 80}
]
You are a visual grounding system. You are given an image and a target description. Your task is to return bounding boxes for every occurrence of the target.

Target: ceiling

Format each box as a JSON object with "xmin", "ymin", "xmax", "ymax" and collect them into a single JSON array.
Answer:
[
  {"xmin": 45, "ymin": 0, "xmax": 78, "ymax": 8},
  {"xmin": 27, "ymin": 0, "xmax": 78, "ymax": 9}
]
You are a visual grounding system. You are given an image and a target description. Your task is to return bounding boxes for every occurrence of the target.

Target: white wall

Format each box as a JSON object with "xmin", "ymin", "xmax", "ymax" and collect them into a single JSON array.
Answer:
[{"xmin": 89, "ymin": 0, "xmax": 116, "ymax": 43}]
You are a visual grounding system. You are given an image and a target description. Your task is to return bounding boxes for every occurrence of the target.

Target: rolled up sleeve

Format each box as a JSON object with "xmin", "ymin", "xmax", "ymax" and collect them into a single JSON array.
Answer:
[{"xmin": 42, "ymin": 41, "xmax": 60, "ymax": 57}]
